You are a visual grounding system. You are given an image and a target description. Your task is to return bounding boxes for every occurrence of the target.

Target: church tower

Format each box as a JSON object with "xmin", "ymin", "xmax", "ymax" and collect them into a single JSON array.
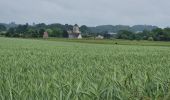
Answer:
[
  {"xmin": 73, "ymin": 24, "xmax": 81, "ymax": 34},
  {"xmin": 68, "ymin": 24, "xmax": 82, "ymax": 39}
]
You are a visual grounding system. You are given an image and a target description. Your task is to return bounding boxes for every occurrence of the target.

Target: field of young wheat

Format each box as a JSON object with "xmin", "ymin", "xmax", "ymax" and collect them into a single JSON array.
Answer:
[{"xmin": 1, "ymin": 37, "xmax": 170, "ymax": 100}]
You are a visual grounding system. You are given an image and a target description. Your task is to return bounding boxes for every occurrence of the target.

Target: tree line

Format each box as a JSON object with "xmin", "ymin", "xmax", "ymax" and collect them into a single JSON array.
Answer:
[
  {"xmin": 1, "ymin": 23, "xmax": 170, "ymax": 41},
  {"xmin": 1, "ymin": 23, "xmax": 71, "ymax": 38},
  {"xmin": 116, "ymin": 28, "xmax": 170, "ymax": 41}
]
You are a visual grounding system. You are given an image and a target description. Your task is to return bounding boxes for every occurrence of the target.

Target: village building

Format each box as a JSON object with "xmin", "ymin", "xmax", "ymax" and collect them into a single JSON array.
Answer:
[
  {"xmin": 68, "ymin": 24, "xmax": 82, "ymax": 39},
  {"xmin": 96, "ymin": 35, "xmax": 104, "ymax": 39},
  {"xmin": 43, "ymin": 32, "xmax": 48, "ymax": 39},
  {"xmin": 108, "ymin": 32, "xmax": 117, "ymax": 35}
]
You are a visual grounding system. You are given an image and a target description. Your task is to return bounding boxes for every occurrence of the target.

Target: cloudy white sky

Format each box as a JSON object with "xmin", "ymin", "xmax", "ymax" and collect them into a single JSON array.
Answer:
[{"xmin": 0, "ymin": 0, "xmax": 170, "ymax": 27}]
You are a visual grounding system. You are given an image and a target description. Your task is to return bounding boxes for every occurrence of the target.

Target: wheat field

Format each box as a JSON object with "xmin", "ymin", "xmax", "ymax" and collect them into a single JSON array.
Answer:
[{"xmin": 0, "ymin": 37, "xmax": 170, "ymax": 100}]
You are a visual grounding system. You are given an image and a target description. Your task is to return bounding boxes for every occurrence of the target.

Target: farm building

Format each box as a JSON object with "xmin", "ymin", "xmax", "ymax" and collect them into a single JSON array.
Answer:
[
  {"xmin": 96, "ymin": 35, "xmax": 104, "ymax": 39},
  {"xmin": 68, "ymin": 24, "xmax": 82, "ymax": 39},
  {"xmin": 43, "ymin": 32, "xmax": 48, "ymax": 39}
]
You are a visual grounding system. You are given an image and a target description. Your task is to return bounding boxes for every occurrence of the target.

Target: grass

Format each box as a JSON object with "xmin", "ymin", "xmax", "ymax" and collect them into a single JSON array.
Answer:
[
  {"xmin": 45, "ymin": 37, "xmax": 170, "ymax": 47},
  {"xmin": 1, "ymin": 37, "xmax": 170, "ymax": 99}
]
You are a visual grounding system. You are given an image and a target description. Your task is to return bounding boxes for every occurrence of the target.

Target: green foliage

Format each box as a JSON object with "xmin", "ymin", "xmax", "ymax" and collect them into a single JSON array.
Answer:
[
  {"xmin": 80, "ymin": 25, "xmax": 89, "ymax": 34},
  {"xmin": 28, "ymin": 28, "xmax": 39, "ymax": 38},
  {"xmin": 1, "ymin": 37, "xmax": 170, "ymax": 99},
  {"xmin": 39, "ymin": 29, "xmax": 45, "ymax": 37},
  {"xmin": 46, "ymin": 29, "xmax": 53, "ymax": 34},
  {"xmin": 6, "ymin": 28, "xmax": 15, "ymax": 37},
  {"xmin": 35, "ymin": 23, "xmax": 46, "ymax": 29},
  {"xmin": 62, "ymin": 30, "xmax": 68, "ymax": 38},
  {"xmin": 15, "ymin": 24, "xmax": 29, "ymax": 34},
  {"xmin": 51, "ymin": 28, "xmax": 63, "ymax": 37},
  {"xmin": 5, "ymin": 23, "xmax": 69, "ymax": 38},
  {"xmin": 88, "ymin": 25, "xmax": 157, "ymax": 33},
  {"xmin": 47, "ymin": 38, "xmax": 170, "ymax": 47},
  {"xmin": 117, "ymin": 30, "xmax": 134, "ymax": 40},
  {"xmin": 3, "ymin": 22, "xmax": 170, "ymax": 41},
  {"xmin": 0, "ymin": 24, "xmax": 6, "ymax": 32},
  {"xmin": 117, "ymin": 28, "xmax": 170, "ymax": 41}
]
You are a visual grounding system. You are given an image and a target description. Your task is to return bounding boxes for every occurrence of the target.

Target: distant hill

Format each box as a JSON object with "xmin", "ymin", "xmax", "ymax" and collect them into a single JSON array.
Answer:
[
  {"xmin": 131, "ymin": 25, "xmax": 158, "ymax": 32},
  {"xmin": 88, "ymin": 25, "xmax": 158, "ymax": 33},
  {"xmin": 88, "ymin": 25, "xmax": 115, "ymax": 33}
]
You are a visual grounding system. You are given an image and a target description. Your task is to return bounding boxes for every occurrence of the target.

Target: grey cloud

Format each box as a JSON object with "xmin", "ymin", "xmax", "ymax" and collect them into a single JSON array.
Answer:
[{"xmin": 0, "ymin": 0, "xmax": 170, "ymax": 27}]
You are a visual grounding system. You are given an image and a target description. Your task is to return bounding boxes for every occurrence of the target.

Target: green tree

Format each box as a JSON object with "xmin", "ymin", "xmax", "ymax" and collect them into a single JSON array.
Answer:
[
  {"xmin": 39, "ymin": 29, "xmax": 45, "ymax": 37},
  {"xmin": 46, "ymin": 29, "xmax": 53, "ymax": 37},
  {"xmin": 117, "ymin": 30, "xmax": 134, "ymax": 39},
  {"xmin": 163, "ymin": 28, "xmax": 170, "ymax": 41},
  {"xmin": 80, "ymin": 25, "xmax": 89, "ymax": 34},
  {"xmin": 6, "ymin": 28, "xmax": 15, "ymax": 37},
  {"xmin": 28, "ymin": 28, "xmax": 39, "ymax": 38},
  {"xmin": 51, "ymin": 28, "xmax": 63, "ymax": 37},
  {"xmin": 36, "ymin": 23, "xmax": 46, "ymax": 29},
  {"xmin": 152, "ymin": 28, "xmax": 164, "ymax": 41},
  {"xmin": 62, "ymin": 30, "xmax": 68, "ymax": 38},
  {"xmin": 15, "ymin": 23, "xmax": 29, "ymax": 37},
  {"xmin": 0, "ymin": 24, "xmax": 6, "ymax": 32}
]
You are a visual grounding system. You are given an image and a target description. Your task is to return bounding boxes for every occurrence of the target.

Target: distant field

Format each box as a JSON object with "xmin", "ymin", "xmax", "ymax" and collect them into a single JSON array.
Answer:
[
  {"xmin": 45, "ymin": 38, "xmax": 170, "ymax": 47},
  {"xmin": 1, "ymin": 37, "xmax": 170, "ymax": 99}
]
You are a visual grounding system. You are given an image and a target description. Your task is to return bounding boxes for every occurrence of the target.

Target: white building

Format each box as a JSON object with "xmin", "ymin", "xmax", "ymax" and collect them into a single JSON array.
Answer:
[
  {"xmin": 68, "ymin": 24, "xmax": 82, "ymax": 39},
  {"xmin": 96, "ymin": 35, "xmax": 104, "ymax": 39}
]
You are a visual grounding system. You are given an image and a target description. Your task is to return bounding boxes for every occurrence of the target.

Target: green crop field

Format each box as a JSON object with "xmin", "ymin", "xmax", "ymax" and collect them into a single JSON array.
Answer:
[
  {"xmin": 45, "ymin": 38, "xmax": 170, "ymax": 47},
  {"xmin": 1, "ymin": 37, "xmax": 170, "ymax": 100}
]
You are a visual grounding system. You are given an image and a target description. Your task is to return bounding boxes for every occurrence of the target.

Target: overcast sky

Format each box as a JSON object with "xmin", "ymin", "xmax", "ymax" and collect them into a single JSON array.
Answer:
[{"xmin": 0, "ymin": 0, "xmax": 170, "ymax": 27}]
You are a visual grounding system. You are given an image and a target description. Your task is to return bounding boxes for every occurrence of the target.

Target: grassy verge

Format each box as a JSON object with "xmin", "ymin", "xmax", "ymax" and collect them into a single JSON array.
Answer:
[{"xmin": 44, "ymin": 37, "xmax": 170, "ymax": 47}]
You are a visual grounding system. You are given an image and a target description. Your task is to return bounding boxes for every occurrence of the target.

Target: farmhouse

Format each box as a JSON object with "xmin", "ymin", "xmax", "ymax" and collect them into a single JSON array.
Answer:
[{"xmin": 68, "ymin": 24, "xmax": 82, "ymax": 39}]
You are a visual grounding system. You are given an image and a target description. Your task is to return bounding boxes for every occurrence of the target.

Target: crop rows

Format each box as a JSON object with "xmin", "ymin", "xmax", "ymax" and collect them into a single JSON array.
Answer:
[{"xmin": 0, "ymin": 37, "xmax": 170, "ymax": 99}]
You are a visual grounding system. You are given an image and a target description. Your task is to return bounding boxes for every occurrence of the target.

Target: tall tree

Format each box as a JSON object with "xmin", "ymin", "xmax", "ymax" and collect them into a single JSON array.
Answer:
[
  {"xmin": 39, "ymin": 29, "xmax": 45, "ymax": 37},
  {"xmin": 80, "ymin": 25, "xmax": 89, "ymax": 34}
]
